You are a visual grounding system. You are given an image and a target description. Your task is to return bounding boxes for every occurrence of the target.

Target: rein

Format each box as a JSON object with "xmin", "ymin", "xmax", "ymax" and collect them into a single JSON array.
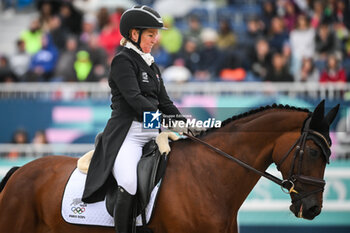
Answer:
[
  {"xmin": 183, "ymin": 132, "xmax": 285, "ymax": 188},
  {"xmin": 183, "ymin": 117, "xmax": 330, "ymax": 200}
]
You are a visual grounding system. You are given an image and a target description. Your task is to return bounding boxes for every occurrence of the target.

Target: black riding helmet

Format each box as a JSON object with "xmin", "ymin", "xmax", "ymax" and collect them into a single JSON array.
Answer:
[{"xmin": 120, "ymin": 5, "xmax": 166, "ymax": 50}]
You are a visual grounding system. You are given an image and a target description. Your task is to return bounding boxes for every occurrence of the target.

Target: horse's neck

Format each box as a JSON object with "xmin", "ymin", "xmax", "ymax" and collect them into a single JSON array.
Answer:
[
  {"xmin": 189, "ymin": 110, "xmax": 308, "ymax": 210},
  {"xmin": 211, "ymin": 109, "xmax": 307, "ymax": 160}
]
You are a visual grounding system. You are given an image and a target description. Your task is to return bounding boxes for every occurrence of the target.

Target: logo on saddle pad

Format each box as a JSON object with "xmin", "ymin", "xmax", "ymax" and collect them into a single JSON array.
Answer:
[
  {"xmin": 143, "ymin": 110, "xmax": 161, "ymax": 129},
  {"xmin": 70, "ymin": 198, "xmax": 87, "ymax": 218}
]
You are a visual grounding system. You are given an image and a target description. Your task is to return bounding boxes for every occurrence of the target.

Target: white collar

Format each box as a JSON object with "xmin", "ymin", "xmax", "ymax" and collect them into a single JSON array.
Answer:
[{"xmin": 125, "ymin": 41, "xmax": 154, "ymax": 66}]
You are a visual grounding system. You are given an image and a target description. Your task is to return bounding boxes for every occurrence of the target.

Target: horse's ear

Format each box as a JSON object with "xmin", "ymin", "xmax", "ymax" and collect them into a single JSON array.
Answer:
[
  {"xmin": 311, "ymin": 100, "xmax": 325, "ymax": 121},
  {"xmin": 324, "ymin": 104, "xmax": 340, "ymax": 126}
]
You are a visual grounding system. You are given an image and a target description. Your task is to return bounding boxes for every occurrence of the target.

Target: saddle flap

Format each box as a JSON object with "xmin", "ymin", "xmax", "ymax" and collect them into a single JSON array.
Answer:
[
  {"xmin": 137, "ymin": 140, "xmax": 167, "ymax": 210},
  {"xmin": 105, "ymin": 140, "xmax": 168, "ymax": 218},
  {"xmin": 105, "ymin": 177, "xmax": 118, "ymax": 216}
]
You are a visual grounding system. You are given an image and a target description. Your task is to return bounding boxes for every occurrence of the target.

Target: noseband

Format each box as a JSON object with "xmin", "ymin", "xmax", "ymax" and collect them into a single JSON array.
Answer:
[
  {"xmin": 276, "ymin": 117, "xmax": 330, "ymax": 203},
  {"xmin": 183, "ymin": 116, "xmax": 330, "ymax": 202}
]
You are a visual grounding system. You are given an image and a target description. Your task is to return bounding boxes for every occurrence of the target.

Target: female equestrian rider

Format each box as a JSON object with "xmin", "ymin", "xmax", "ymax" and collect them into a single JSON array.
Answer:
[{"xmin": 82, "ymin": 5, "xmax": 196, "ymax": 233}]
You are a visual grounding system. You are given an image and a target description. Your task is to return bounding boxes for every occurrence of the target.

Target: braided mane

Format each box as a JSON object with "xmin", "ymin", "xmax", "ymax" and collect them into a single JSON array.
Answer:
[{"xmin": 197, "ymin": 103, "xmax": 311, "ymax": 137}]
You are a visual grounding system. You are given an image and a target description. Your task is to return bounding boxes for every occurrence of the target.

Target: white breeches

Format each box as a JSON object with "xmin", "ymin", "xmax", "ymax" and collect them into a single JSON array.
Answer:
[{"xmin": 112, "ymin": 121, "xmax": 158, "ymax": 195}]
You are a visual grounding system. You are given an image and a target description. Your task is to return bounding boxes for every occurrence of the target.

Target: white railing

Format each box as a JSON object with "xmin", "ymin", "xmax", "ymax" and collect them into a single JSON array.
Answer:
[
  {"xmin": 0, "ymin": 82, "xmax": 349, "ymax": 100},
  {"xmin": 0, "ymin": 143, "xmax": 94, "ymax": 158}
]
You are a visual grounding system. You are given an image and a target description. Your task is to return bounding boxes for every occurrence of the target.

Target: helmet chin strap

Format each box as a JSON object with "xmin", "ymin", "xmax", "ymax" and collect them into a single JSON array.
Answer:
[{"xmin": 130, "ymin": 28, "xmax": 145, "ymax": 52}]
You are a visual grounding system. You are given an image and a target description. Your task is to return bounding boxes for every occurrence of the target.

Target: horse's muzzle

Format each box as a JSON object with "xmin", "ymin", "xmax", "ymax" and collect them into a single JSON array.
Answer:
[{"xmin": 289, "ymin": 198, "xmax": 322, "ymax": 220}]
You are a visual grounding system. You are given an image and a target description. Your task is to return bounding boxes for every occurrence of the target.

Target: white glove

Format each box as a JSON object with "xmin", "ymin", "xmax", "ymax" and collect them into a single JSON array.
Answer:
[{"xmin": 156, "ymin": 132, "xmax": 180, "ymax": 155}]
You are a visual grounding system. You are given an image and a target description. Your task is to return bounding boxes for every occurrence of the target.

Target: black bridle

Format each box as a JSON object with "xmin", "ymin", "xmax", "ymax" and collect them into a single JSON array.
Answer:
[
  {"xmin": 183, "ymin": 117, "xmax": 331, "ymax": 201},
  {"xmin": 275, "ymin": 116, "xmax": 330, "ymax": 203}
]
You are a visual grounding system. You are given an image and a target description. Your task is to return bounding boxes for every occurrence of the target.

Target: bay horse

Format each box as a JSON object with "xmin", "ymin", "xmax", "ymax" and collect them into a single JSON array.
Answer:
[{"xmin": 0, "ymin": 101, "xmax": 339, "ymax": 233}]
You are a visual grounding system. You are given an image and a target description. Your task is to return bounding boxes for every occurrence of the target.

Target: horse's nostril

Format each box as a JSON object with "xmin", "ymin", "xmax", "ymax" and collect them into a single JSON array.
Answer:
[{"xmin": 309, "ymin": 205, "xmax": 321, "ymax": 215}]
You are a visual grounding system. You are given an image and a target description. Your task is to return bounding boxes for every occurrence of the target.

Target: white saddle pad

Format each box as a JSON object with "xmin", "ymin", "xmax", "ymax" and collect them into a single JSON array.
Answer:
[{"xmin": 61, "ymin": 168, "xmax": 160, "ymax": 227}]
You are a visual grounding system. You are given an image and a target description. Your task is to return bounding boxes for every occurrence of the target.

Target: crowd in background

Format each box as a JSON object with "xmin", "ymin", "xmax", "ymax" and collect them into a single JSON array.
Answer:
[
  {"xmin": 5, "ymin": 128, "xmax": 49, "ymax": 158},
  {"xmin": 1, "ymin": 0, "xmax": 350, "ymax": 83},
  {"xmin": 1, "ymin": 0, "xmax": 350, "ymax": 159}
]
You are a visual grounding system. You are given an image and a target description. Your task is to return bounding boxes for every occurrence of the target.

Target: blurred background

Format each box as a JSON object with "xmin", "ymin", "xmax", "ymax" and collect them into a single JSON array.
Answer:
[{"xmin": 0, "ymin": 0, "xmax": 349, "ymax": 232}]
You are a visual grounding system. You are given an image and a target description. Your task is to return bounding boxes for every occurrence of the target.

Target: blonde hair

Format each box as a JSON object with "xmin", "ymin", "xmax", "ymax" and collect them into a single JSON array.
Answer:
[
  {"xmin": 120, "ymin": 28, "xmax": 140, "ymax": 46},
  {"xmin": 120, "ymin": 37, "xmax": 128, "ymax": 46}
]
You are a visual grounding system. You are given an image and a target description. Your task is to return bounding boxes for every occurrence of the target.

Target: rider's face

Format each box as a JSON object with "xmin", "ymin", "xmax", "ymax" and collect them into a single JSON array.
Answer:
[{"xmin": 131, "ymin": 28, "xmax": 159, "ymax": 53}]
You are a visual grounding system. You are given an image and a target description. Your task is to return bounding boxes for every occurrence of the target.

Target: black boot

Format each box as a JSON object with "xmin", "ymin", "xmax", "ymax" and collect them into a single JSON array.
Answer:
[{"xmin": 114, "ymin": 186, "xmax": 134, "ymax": 233}]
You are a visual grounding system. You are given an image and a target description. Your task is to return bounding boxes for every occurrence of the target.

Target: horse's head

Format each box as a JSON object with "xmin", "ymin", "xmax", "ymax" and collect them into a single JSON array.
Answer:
[{"xmin": 273, "ymin": 100, "xmax": 339, "ymax": 220}]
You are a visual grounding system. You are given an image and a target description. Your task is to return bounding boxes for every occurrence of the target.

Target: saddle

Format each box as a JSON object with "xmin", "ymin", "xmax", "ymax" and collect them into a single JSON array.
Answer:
[
  {"xmin": 105, "ymin": 139, "xmax": 168, "ymax": 225},
  {"xmin": 77, "ymin": 132, "xmax": 180, "ymax": 228}
]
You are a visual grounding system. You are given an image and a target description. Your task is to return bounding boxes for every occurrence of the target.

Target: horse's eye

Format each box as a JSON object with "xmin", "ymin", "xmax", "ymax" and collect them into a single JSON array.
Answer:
[{"xmin": 308, "ymin": 147, "xmax": 319, "ymax": 158}]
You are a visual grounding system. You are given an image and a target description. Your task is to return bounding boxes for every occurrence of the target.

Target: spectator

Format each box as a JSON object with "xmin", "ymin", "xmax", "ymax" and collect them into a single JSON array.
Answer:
[
  {"xmin": 177, "ymin": 37, "xmax": 201, "ymax": 75},
  {"xmin": 7, "ymin": 129, "xmax": 29, "ymax": 159},
  {"xmin": 36, "ymin": 0, "xmax": 60, "ymax": 15},
  {"xmin": 58, "ymin": 1, "xmax": 83, "ymax": 36},
  {"xmin": 162, "ymin": 58, "xmax": 192, "ymax": 83},
  {"xmin": 294, "ymin": 0, "xmax": 311, "ymax": 13},
  {"xmin": 0, "ymin": 55, "xmax": 17, "ymax": 83},
  {"xmin": 315, "ymin": 21, "xmax": 341, "ymax": 60},
  {"xmin": 38, "ymin": 1, "xmax": 54, "ymax": 32},
  {"xmin": 323, "ymin": 0, "xmax": 336, "ymax": 23},
  {"xmin": 275, "ymin": 0, "xmax": 287, "ymax": 16},
  {"xmin": 109, "ymin": 7, "xmax": 124, "ymax": 44},
  {"xmin": 20, "ymin": 18, "xmax": 43, "ymax": 55},
  {"xmin": 333, "ymin": 21, "xmax": 349, "ymax": 56},
  {"xmin": 261, "ymin": 0, "xmax": 277, "ymax": 35},
  {"xmin": 152, "ymin": 42, "xmax": 172, "ymax": 71},
  {"xmin": 241, "ymin": 17, "xmax": 264, "ymax": 59},
  {"xmin": 332, "ymin": 0, "xmax": 350, "ymax": 29},
  {"xmin": 96, "ymin": 7, "xmax": 110, "ymax": 31},
  {"xmin": 27, "ymin": 34, "xmax": 59, "ymax": 81},
  {"xmin": 160, "ymin": 15, "xmax": 183, "ymax": 59},
  {"xmin": 282, "ymin": 41, "xmax": 292, "ymax": 71},
  {"xmin": 73, "ymin": 50, "xmax": 94, "ymax": 82},
  {"xmin": 80, "ymin": 13, "xmax": 97, "ymax": 46},
  {"xmin": 54, "ymin": 36, "xmax": 78, "ymax": 81},
  {"xmin": 295, "ymin": 57, "xmax": 320, "ymax": 82},
  {"xmin": 48, "ymin": 15, "xmax": 67, "ymax": 52},
  {"xmin": 320, "ymin": 54, "xmax": 347, "ymax": 82},
  {"xmin": 249, "ymin": 38, "xmax": 272, "ymax": 81},
  {"xmin": 32, "ymin": 130, "xmax": 49, "ymax": 157},
  {"xmin": 98, "ymin": 17, "xmax": 122, "ymax": 61},
  {"xmin": 9, "ymin": 39, "xmax": 31, "ymax": 81},
  {"xmin": 290, "ymin": 14, "xmax": 315, "ymax": 75},
  {"xmin": 195, "ymin": 28, "xmax": 222, "ymax": 80},
  {"xmin": 109, "ymin": 7, "xmax": 124, "ymax": 30},
  {"xmin": 72, "ymin": 0, "xmax": 97, "ymax": 15},
  {"xmin": 12, "ymin": 129, "xmax": 29, "ymax": 144},
  {"xmin": 86, "ymin": 34, "xmax": 108, "ymax": 81},
  {"xmin": 268, "ymin": 16, "xmax": 289, "ymax": 53},
  {"xmin": 283, "ymin": 1, "xmax": 300, "ymax": 32},
  {"xmin": 218, "ymin": 50, "xmax": 246, "ymax": 82},
  {"xmin": 32, "ymin": 130, "xmax": 49, "ymax": 144},
  {"xmin": 310, "ymin": 0, "xmax": 325, "ymax": 29},
  {"xmin": 217, "ymin": 19, "xmax": 237, "ymax": 50},
  {"xmin": 342, "ymin": 36, "xmax": 350, "ymax": 76},
  {"xmin": 183, "ymin": 15, "xmax": 203, "ymax": 47},
  {"xmin": 265, "ymin": 52, "xmax": 294, "ymax": 82}
]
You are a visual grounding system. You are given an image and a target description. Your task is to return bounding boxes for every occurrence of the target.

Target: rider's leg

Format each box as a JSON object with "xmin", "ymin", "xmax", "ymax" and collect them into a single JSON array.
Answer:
[{"xmin": 112, "ymin": 121, "xmax": 158, "ymax": 233}]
